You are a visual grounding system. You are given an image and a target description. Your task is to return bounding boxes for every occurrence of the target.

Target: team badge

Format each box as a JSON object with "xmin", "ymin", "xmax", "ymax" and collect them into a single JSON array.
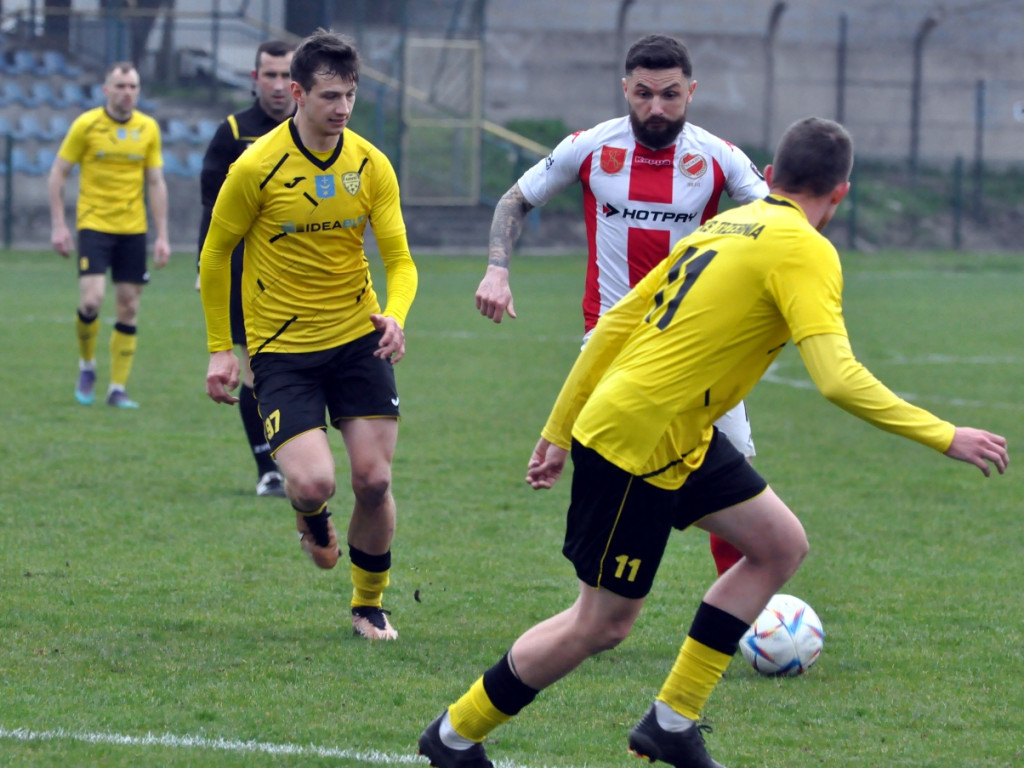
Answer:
[
  {"xmin": 679, "ymin": 152, "xmax": 708, "ymax": 179},
  {"xmin": 116, "ymin": 128, "xmax": 127, "ymax": 140},
  {"xmin": 342, "ymin": 171, "xmax": 361, "ymax": 195},
  {"xmin": 315, "ymin": 175, "xmax": 336, "ymax": 198},
  {"xmin": 600, "ymin": 146, "xmax": 627, "ymax": 174}
]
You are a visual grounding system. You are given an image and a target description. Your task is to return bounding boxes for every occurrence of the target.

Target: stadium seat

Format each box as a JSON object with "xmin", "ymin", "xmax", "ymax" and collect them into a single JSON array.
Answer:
[
  {"xmin": 186, "ymin": 151, "xmax": 204, "ymax": 176},
  {"xmin": 41, "ymin": 50, "xmax": 82, "ymax": 78},
  {"xmin": 161, "ymin": 152, "xmax": 189, "ymax": 177},
  {"xmin": 0, "ymin": 81, "xmax": 38, "ymax": 108},
  {"xmin": 88, "ymin": 83, "xmax": 105, "ymax": 106},
  {"xmin": 10, "ymin": 147, "xmax": 43, "ymax": 175},
  {"xmin": 12, "ymin": 114, "xmax": 44, "ymax": 141},
  {"xmin": 164, "ymin": 118, "xmax": 195, "ymax": 145},
  {"xmin": 60, "ymin": 82, "xmax": 93, "ymax": 109},
  {"xmin": 46, "ymin": 115, "xmax": 71, "ymax": 141},
  {"xmin": 0, "ymin": 115, "xmax": 12, "ymax": 136},
  {"xmin": 36, "ymin": 147, "xmax": 57, "ymax": 172},
  {"xmin": 195, "ymin": 119, "xmax": 219, "ymax": 144},
  {"xmin": 30, "ymin": 82, "xmax": 65, "ymax": 108},
  {"xmin": 10, "ymin": 49, "xmax": 39, "ymax": 75}
]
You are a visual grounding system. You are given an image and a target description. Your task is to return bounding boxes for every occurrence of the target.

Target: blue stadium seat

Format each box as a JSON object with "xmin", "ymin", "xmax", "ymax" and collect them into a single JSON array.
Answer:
[
  {"xmin": 0, "ymin": 115, "xmax": 12, "ymax": 136},
  {"xmin": 36, "ymin": 147, "xmax": 57, "ymax": 173},
  {"xmin": 161, "ymin": 152, "xmax": 189, "ymax": 177},
  {"xmin": 12, "ymin": 114, "xmax": 44, "ymax": 141},
  {"xmin": 41, "ymin": 50, "xmax": 82, "ymax": 78},
  {"xmin": 0, "ymin": 81, "xmax": 38, "ymax": 108},
  {"xmin": 164, "ymin": 118, "xmax": 195, "ymax": 145},
  {"xmin": 30, "ymin": 82, "xmax": 65, "ymax": 108},
  {"xmin": 195, "ymin": 119, "xmax": 218, "ymax": 144},
  {"xmin": 46, "ymin": 114, "xmax": 71, "ymax": 141},
  {"xmin": 11, "ymin": 147, "xmax": 43, "ymax": 175},
  {"xmin": 88, "ymin": 83, "xmax": 105, "ymax": 106},
  {"xmin": 60, "ymin": 82, "xmax": 92, "ymax": 109},
  {"xmin": 10, "ymin": 49, "xmax": 39, "ymax": 75},
  {"xmin": 187, "ymin": 151, "xmax": 204, "ymax": 176}
]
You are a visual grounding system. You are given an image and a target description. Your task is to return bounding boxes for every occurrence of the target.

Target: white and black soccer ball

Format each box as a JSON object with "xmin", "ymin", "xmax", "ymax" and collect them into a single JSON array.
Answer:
[{"xmin": 740, "ymin": 593, "xmax": 824, "ymax": 676}]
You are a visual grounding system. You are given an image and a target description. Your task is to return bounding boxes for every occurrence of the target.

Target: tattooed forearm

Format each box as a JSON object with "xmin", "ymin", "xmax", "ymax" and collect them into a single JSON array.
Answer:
[{"xmin": 488, "ymin": 184, "xmax": 534, "ymax": 268}]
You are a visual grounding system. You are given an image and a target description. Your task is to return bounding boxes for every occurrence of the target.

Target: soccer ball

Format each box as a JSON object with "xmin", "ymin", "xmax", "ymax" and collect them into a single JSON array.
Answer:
[{"xmin": 739, "ymin": 593, "xmax": 824, "ymax": 676}]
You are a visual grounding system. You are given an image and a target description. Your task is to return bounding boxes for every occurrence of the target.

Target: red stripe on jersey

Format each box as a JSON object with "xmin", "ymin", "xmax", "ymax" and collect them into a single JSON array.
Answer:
[
  {"xmin": 627, "ymin": 227, "xmax": 672, "ymax": 287},
  {"xmin": 699, "ymin": 157, "xmax": 727, "ymax": 224},
  {"xmin": 580, "ymin": 151, "xmax": 601, "ymax": 332},
  {"xmin": 629, "ymin": 144, "xmax": 675, "ymax": 203}
]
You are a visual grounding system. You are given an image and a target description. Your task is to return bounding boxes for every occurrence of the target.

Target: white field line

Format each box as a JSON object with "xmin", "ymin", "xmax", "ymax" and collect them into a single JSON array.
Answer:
[
  {"xmin": 763, "ymin": 356, "xmax": 1024, "ymax": 411},
  {"xmin": 0, "ymin": 725, "xmax": 590, "ymax": 768}
]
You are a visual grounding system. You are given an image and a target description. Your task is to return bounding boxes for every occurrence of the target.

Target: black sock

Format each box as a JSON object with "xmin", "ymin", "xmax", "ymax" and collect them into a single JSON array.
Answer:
[
  {"xmin": 481, "ymin": 652, "xmax": 538, "ymax": 716},
  {"xmin": 240, "ymin": 385, "xmax": 276, "ymax": 475},
  {"xmin": 295, "ymin": 504, "xmax": 332, "ymax": 547}
]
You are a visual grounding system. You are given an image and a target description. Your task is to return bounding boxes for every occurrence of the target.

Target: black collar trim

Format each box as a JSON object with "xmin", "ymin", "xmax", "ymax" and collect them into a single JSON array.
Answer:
[{"xmin": 288, "ymin": 119, "xmax": 343, "ymax": 171}]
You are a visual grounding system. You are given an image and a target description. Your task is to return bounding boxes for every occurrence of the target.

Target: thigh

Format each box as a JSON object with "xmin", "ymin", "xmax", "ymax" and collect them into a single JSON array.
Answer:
[
  {"xmin": 563, "ymin": 440, "xmax": 676, "ymax": 600},
  {"xmin": 339, "ymin": 417, "xmax": 398, "ymax": 477},
  {"xmin": 251, "ymin": 351, "xmax": 329, "ymax": 455},
  {"xmin": 695, "ymin": 484, "xmax": 804, "ymax": 562},
  {"xmin": 324, "ymin": 333, "xmax": 401, "ymax": 422},
  {"xmin": 109, "ymin": 233, "xmax": 149, "ymax": 285},
  {"xmin": 274, "ymin": 427, "xmax": 334, "ymax": 486}
]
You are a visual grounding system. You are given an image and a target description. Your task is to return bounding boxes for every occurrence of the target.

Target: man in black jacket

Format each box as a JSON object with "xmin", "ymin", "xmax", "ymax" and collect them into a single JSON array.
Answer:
[{"xmin": 197, "ymin": 39, "xmax": 296, "ymax": 496}]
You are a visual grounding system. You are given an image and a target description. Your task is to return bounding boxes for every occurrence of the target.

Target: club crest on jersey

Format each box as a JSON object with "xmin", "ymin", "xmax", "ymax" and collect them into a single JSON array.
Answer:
[
  {"xmin": 679, "ymin": 153, "xmax": 708, "ymax": 179},
  {"xmin": 315, "ymin": 174, "xmax": 336, "ymax": 198},
  {"xmin": 600, "ymin": 146, "xmax": 627, "ymax": 174},
  {"xmin": 341, "ymin": 171, "xmax": 361, "ymax": 195}
]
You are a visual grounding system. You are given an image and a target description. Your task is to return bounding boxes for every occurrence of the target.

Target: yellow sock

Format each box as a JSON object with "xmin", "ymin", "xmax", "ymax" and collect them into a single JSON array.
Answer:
[
  {"xmin": 109, "ymin": 325, "xmax": 137, "ymax": 388},
  {"xmin": 76, "ymin": 314, "xmax": 99, "ymax": 363},
  {"xmin": 656, "ymin": 636, "xmax": 732, "ymax": 720},
  {"xmin": 448, "ymin": 676, "xmax": 512, "ymax": 743},
  {"xmin": 350, "ymin": 563, "xmax": 390, "ymax": 609}
]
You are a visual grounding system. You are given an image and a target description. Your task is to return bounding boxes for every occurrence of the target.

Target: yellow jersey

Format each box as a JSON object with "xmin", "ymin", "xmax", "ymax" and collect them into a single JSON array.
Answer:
[
  {"xmin": 56, "ymin": 107, "xmax": 163, "ymax": 234},
  {"xmin": 543, "ymin": 195, "xmax": 849, "ymax": 488},
  {"xmin": 207, "ymin": 120, "xmax": 413, "ymax": 355}
]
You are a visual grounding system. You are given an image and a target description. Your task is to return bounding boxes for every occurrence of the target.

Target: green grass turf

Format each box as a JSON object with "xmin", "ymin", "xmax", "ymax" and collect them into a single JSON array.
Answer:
[{"xmin": 0, "ymin": 248, "xmax": 1021, "ymax": 767}]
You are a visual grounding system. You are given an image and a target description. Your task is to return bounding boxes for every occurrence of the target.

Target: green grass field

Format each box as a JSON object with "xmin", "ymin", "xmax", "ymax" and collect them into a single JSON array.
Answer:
[{"xmin": 1, "ymin": 247, "xmax": 1022, "ymax": 767}]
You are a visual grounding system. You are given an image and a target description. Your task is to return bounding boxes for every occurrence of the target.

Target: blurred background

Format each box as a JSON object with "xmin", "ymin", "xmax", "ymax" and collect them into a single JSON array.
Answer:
[{"xmin": 1, "ymin": 0, "xmax": 1021, "ymax": 253}]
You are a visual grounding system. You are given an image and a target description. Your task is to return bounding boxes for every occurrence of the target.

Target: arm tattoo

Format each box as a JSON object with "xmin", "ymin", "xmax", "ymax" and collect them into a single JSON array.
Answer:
[{"xmin": 488, "ymin": 185, "xmax": 534, "ymax": 268}]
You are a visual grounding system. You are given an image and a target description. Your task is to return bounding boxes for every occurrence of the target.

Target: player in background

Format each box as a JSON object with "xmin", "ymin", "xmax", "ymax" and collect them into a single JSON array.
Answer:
[
  {"xmin": 420, "ymin": 117, "xmax": 1008, "ymax": 768},
  {"xmin": 475, "ymin": 34, "xmax": 763, "ymax": 576},
  {"xmin": 200, "ymin": 30, "xmax": 418, "ymax": 641},
  {"xmin": 197, "ymin": 39, "xmax": 296, "ymax": 498},
  {"xmin": 49, "ymin": 61, "xmax": 171, "ymax": 409}
]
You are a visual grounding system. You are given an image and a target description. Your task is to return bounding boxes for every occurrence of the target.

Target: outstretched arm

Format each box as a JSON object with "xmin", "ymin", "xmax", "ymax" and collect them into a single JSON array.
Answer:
[
  {"xmin": 798, "ymin": 333, "xmax": 1008, "ymax": 476},
  {"xmin": 475, "ymin": 182, "xmax": 535, "ymax": 323}
]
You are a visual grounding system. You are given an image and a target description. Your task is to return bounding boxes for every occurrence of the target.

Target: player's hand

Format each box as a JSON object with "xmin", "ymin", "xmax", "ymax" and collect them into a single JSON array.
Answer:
[
  {"xmin": 153, "ymin": 236, "xmax": 171, "ymax": 268},
  {"xmin": 206, "ymin": 350, "xmax": 240, "ymax": 404},
  {"xmin": 475, "ymin": 264, "xmax": 517, "ymax": 323},
  {"xmin": 526, "ymin": 437, "xmax": 568, "ymax": 489},
  {"xmin": 370, "ymin": 314, "xmax": 406, "ymax": 363},
  {"xmin": 52, "ymin": 225, "xmax": 73, "ymax": 258},
  {"xmin": 194, "ymin": 273, "xmax": 201, "ymax": 292},
  {"xmin": 944, "ymin": 427, "xmax": 1009, "ymax": 477}
]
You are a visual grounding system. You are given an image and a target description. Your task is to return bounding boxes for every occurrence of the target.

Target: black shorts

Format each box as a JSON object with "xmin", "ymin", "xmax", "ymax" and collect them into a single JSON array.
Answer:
[
  {"xmin": 562, "ymin": 428, "xmax": 768, "ymax": 599},
  {"xmin": 250, "ymin": 331, "xmax": 400, "ymax": 455},
  {"xmin": 229, "ymin": 241, "xmax": 245, "ymax": 346},
  {"xmin": 77, "ymin": 230, "xmax": 149, "ymax": 284}
]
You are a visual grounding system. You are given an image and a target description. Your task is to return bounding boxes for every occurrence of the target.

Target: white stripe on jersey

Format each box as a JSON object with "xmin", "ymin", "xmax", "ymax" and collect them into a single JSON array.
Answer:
[{"xmin": 518, "ymin": 116, "xmax": 768, "ymax": 332}]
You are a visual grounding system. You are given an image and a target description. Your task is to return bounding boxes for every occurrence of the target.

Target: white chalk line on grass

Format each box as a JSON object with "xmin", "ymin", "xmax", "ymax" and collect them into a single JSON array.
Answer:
[
  {"xmin": 763, "ymin": 357, "xmax": 1024, "ymax": 411},
  {"xmin": 0, "ymin": 726, "xmax": 582, "ymax": 768}
]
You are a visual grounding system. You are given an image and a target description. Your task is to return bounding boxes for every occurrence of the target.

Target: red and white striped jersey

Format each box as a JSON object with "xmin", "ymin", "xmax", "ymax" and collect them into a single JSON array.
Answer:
[{"xmin": 518, "ymin": 116, "xmax": 768, "ymax": 332}]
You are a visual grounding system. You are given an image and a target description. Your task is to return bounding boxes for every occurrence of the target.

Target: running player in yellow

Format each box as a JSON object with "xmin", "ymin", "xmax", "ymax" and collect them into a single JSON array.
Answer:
[
  {"xmin": 200, "ymin": 30, "xmax": 418, "ymax": 641},
  {"xmin": 418, "ymin": 117, "xmax": 1008, "ymax": 768},
  {"xmin": 48, "ymin": 61, "xmax": 170, "ymax": 408}
]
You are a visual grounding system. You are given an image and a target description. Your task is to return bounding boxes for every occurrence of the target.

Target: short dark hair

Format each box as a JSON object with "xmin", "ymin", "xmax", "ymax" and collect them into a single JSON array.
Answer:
[
  {"xmin": 624, "ymin": 34, "xmax": 692, "ymax": 79},
  {"xmin": 104, "ymin": 61, "xmax": 136, "ymax": 79},
  {"xmin": 291, "ymin": 29, "xmax": 360, "ymax": 92},
  {"xmin": 255, "ymin": 40, "xmax": 296, "ymax": 71},
  {"xmin": 771, "ymin": 117, "xmax": 854, "ymax": 197}
]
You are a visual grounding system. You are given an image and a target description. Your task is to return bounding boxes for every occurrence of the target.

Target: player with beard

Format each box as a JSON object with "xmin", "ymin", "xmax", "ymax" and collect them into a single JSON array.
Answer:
[{"xmin": 475, "ymin": 34, "xmax": 766, "ymax": 577}]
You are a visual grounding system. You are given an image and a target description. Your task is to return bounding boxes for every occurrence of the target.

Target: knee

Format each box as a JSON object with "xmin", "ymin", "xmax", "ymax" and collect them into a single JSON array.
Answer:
[
  {"xmin": 286, "ymin": 473, "xmax": 336, "ymax": 509},
  {"xmin": 79, "ymin": 297, "xmax": 102, "ymax": 318},
  {"xmin": 582, "ymin": 615, "xmax": 636, "ymax": 654},
  {"xmin": 351, "ymin": 470, "xmax": 391, "ymax": 509}
]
